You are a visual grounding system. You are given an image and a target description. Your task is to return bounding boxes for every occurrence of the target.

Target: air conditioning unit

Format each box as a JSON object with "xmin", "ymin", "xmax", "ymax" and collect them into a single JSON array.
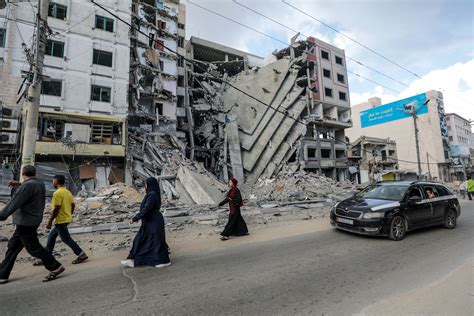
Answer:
[
  {"xmin": 63, "ymin": 123, "xmax": 91, "ymax": 143},
  {"xmin": 0, "ymin": 132, "xmax": 18, "ymax": 144},
  {"xmin": 0, "ymin": 118, "xmax": 19, "ymax": 131}
]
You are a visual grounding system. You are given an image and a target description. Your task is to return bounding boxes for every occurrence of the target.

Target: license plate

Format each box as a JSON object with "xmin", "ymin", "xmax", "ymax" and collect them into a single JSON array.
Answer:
[{"xmin": 336, "ymin": 217, "xmax": 353, "ymax": 225}]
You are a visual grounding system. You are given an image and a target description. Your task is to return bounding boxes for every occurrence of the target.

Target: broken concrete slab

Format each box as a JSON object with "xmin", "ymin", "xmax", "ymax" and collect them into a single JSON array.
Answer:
[
  {"xmin": 226, "ymin": 120, "xmax": 244, "ymax": 184},
  {"xmin": 177, "ymin": 165, "xmax": 227, "ymax": 205},
  {"xmin": 224, "ymin": 58, "xmax": 292, "ymax": 135},
  {"xmin": 245, "ymin": 99, "xmax": 307, "ymax": 184}
]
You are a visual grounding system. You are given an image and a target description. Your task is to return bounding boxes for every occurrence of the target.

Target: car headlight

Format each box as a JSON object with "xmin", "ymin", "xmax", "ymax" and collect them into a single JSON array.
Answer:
[{"xmin": 363, "ymin": 212, "xmax": 385, "ymax": 219}]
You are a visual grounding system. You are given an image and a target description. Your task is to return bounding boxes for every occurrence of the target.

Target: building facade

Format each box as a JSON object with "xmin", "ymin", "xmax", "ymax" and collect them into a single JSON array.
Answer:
[
  {"xmin": 0, "ymin": 0, "xmax": 131, "ymax": 192},
  {"xmin": 445, "ymin": 112, "xmax": 473, "ymax": 179},
  {"xmin": 297, "ymin": 37, "xmax": 351, "ymax": 181},
  {"xmin": 348, "ymin": 136, "xmax": 398, "ymax": 184},
  {"xmin": 346, "ymin": 91, "xmax": 450, "ymax": 181}
]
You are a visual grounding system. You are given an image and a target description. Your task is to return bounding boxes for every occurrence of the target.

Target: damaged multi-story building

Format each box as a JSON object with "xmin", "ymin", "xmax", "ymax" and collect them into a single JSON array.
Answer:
[
  {"xmin": 128, "ymin": 0, "xmax": 185, "ymax": 133},
  {"xmin": 183, "ymin": 36, "xmax": 352, "ymax": 185},
  {"xmin": 0, "ymin": 0, "xmax": 187, "ymax": 193},
  {"xmin": 127, "ymin": 0, "xmax": 186, "ymax": 184},
  {"xmin": 347, "ymin": 136, "xmax": 399, "ymax": 184},
  {"xmin": 1, "ymin": 0, "xmax": 132, "ymax": 194}
]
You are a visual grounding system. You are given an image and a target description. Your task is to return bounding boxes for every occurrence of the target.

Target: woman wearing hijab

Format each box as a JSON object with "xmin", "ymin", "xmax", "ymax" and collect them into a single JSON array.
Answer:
[
  {"xmin": 121, "ymin": 177, "xmax": 171, "ymax": 268},
  {"xmin": 219, "ymin": 177, "xmax": 248, "ymax": 241}
]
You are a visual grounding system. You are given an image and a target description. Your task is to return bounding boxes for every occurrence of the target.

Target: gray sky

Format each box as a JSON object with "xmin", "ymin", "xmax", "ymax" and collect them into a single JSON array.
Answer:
[{"xmin": 183, "ymin": 0, "xmax": 474, "ymax": 120}]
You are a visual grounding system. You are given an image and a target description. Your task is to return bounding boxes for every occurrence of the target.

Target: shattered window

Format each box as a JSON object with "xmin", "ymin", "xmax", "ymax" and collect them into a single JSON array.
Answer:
[
  {"xmin": 48, "ymin": 3, "xmax": 67, "ymax": 20},
  {"xmin": 339, "ymin": 92, "xmax": 347, "ymax": 101},
  {"xmin": 337, "ymin": 73, "xmax": 345, "ymax": 83},
  {"xmin": 0, "ymin": 28, "xmax": 5, "ymax": 48},
  {"xmin": 41, "ymin": 80, "xmax": 62, "ymax": 96},
  {"xmin": 91, "ymin": 85, "xmax": 111, "ymax": 103},
  {"xmin": 321, "ymin": 50, "xmax": 329, "ymax": 60},
  {"xmin": 93, "ymin": 49, "xmax": 113, "ymax": 67},
  {"xmin": 335, "ymin": 56, "xmax": 343, "ymax": 65},
  {"xmin": 46, "ymin": 40, "xmax": 64, "ymax": 58}
]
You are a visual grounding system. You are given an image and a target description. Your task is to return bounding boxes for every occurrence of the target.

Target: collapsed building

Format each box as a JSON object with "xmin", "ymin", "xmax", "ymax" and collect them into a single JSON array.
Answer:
[
  {"xmin": 182, "ymin": 36, "xmax": 353, "ymax": 186},
  {"xmin": 1, "ymin": 0, "xmax": 354, "ymax": 201},
  {"xmin": 127, "ymin": 0, "xmax": 186, "ymax": 185}
]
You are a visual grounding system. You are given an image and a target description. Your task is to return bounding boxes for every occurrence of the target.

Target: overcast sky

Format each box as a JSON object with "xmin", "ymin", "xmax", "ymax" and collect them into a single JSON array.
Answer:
[{"xmin": 182, "ymin": 0, "xmax": 474, "ymax": 121}]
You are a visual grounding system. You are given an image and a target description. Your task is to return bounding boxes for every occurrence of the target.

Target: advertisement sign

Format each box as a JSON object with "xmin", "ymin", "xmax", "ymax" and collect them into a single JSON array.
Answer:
[
  {"xmin": 450, "ymin": 145, "xmax": 471, "ymax": 157},
  {"xmin": 361, "ymin": 93, "xmax": 428, "ymax": 128}
]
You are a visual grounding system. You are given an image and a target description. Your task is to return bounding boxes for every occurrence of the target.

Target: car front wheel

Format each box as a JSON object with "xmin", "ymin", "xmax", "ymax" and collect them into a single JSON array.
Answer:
[
  {"xmin": 389, "ymin": 216, "xmax": 406, "ymax": 241},
  {"xmin": 443, "ymin": 209, "xmax": 457, "ymax": 229}
]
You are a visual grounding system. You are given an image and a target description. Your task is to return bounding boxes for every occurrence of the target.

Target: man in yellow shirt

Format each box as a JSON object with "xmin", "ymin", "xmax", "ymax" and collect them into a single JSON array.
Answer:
[{"xmin": 36, "ymin": 175, "xmax": 88, "ymax": 265}]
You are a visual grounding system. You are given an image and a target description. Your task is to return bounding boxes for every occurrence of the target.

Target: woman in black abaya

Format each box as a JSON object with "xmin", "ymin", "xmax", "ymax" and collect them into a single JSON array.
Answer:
[{"xmin": 121, "ymin": 177, "xmax": 171, "ymax": 268}]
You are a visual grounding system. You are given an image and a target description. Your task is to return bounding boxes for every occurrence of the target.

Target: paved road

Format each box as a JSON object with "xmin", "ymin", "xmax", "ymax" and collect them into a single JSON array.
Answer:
[{"xmin": 1, "ymin": 201, "xmax": 473, "ymax": 315}]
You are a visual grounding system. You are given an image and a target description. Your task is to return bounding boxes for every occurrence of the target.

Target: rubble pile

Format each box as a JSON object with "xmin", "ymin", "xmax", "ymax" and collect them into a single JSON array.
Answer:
[
  {"xmin": 248, "ymin": 171, "xmax": 355, "ymax": 203},
  {"xmin": 69, "ymin": 183, "xmax": 144, "ymax": 226}
]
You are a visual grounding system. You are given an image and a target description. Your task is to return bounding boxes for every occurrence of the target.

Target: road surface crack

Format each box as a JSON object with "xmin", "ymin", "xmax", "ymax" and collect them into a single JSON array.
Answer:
[{"xmin": 120, "ymin": 267, "xmax": 139, "ymax": 304}]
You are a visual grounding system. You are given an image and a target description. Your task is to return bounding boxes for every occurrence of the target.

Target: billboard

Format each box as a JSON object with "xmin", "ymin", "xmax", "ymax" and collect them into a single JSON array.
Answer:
[{"xmin": 360, "ymin": 93, "xmax": 428, "ymax": 128}]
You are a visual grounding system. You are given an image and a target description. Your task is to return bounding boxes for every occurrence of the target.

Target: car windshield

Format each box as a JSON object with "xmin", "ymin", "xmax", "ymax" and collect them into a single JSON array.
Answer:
[{"xmin": 355, "ymin": 184, "xmax": 409, "ymax": 201}]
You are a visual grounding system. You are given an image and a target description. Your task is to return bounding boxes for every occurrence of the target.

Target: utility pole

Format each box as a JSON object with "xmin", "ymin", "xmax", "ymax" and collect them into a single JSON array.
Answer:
[
  {"xmin": 21, "ymin": 0, "xmax": 49, "ymax": 170},
  {"xmin": 404, "ymin": 101, "xmax": 423, "ymax": 180},
  {"xmin": 426, "ymin": 152, "xmax": 431, "ymax": 180}
]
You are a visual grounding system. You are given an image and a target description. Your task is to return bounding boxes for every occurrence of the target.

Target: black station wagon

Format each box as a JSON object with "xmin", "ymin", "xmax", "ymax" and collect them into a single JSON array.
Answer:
[{"xmin": 330, "ymin": 181, "xmax": 461, "ymax": 240}]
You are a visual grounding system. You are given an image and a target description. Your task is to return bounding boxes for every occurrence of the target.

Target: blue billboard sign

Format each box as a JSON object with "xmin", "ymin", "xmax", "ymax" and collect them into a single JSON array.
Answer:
[{"xmin": 360, "ymin": 93, "xmax": 428, "ymax": 128}]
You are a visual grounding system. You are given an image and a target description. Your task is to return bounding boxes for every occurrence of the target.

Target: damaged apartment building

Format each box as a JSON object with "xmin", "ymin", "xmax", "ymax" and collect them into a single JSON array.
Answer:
[
  {"xmin": 0, "ymin": 0, "xmax": 186, "ymax": 193},
  {"xmin": 0, "ymin": 0, "xmax": 132, "ymax": 194},
  {"xmin": 128, "ymin": 0, "xmax": 186, "ymax": 184},
  {"xmin": 183, "ymin": 36, "xmax": 352, "ymax": 185}
]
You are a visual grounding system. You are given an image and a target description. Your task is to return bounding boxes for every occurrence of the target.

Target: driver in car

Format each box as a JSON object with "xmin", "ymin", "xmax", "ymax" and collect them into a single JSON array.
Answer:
[{"xmin": 425, "ymin": 188, "xmax": 436, "ymax": 199}]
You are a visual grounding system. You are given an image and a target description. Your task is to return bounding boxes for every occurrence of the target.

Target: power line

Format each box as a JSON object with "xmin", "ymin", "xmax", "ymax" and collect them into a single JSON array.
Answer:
[
  {"xmin": 187, "ymin": 0, "xmax": 402, "ymax": 94},
  {"xmin": 232, "ymin": 0, "xmax": 410, "ymax": 88},
  {"xmin": 90, "ymin": 0, "xmax": 441, "ymax": 168},
  {"xmin": 281, "ymin": 0, "xmax": 421, "ymax": 79}
]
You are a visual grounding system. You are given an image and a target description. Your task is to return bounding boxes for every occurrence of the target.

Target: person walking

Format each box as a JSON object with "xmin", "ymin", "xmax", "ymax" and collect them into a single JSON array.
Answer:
[
  {"xmin": 467, "ymin": 176, "xmax": 474, "ymax": 201},
  {"xmin": 219, "ymin": 177, "xmax": 248, "ymax": 241},
  {"xmin": 34, "ymin": 175, "xmax": 88, "ymax": 266},
  {"xmin": 458, "ymin": 180, "xmax": 467, "ymax": 199},
  {"xmin": 0, "ymin": 166, "xmax": 65, "ymax": 284},
  {"xmin": 121, "ymin": 177, "xmax": 171, "ymax": 269}
]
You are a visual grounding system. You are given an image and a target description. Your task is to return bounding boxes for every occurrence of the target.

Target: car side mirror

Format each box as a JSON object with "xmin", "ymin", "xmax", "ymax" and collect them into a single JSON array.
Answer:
[{"xmin": 408, "ymin": 196, "xmax": 422, "ymax": 203}]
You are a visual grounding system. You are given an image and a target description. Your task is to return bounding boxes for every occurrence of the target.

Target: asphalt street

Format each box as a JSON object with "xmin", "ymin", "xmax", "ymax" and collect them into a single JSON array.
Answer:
[{"xmin": 0, "ymin": 200, "xmax": 472, "ymax": 315}]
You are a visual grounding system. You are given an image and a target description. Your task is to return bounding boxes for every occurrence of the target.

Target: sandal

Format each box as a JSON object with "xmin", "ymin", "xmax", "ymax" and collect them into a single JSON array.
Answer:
[
  {"xmin": 72, "ymin": 253, "xmax": 88, "ymax": 265},
  {"xmin": 33, "ymin": 259, "xmax": 44, "ymax": 266},
  {"xmin": 43, "ymin": 266, "xmax": 65, "ymax": 282},
  {"xmin": 0, "ymin": 279, "xmax": 8, "ymax": 285},
  {"xmin": 220, "ymin": 236, "xmax": 229, "ymax": 241}
]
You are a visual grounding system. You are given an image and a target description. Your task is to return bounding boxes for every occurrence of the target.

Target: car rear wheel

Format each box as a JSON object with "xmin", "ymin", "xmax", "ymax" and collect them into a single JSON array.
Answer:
[
  {"xmin": 389, "ymin": 216, "xmax": 406, "ymax": 241},
  {"xmin": 443, "ymin": 209, "xmax": 457, "ymax": 229}
]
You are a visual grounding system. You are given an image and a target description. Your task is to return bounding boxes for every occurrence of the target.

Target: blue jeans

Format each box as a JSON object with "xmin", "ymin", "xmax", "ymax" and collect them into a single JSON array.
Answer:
[{"xmin": 46, "ymin": 223, "xmax": 83, "ymax": 256}]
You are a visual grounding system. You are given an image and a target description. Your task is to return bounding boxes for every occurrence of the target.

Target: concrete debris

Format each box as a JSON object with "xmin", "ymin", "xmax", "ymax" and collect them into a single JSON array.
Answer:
[{"xmin": 247, "ymin": 170, "xmax": 356, "ymax": 203}]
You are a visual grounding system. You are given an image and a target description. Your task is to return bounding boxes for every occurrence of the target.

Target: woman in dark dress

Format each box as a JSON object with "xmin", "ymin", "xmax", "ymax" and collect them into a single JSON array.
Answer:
[
  {"xmin": 121, "ymin": 177, "xmax": 171, "ymax": 268},
  {"xmin": 219, "ymin": 177, "xmax": 249, "ymax": 241}
]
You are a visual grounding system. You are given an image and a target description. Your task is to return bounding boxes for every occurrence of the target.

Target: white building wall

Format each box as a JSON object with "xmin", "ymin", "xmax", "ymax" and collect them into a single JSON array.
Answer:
[
  {"xmin": 346, "ymin": 91, "xmax": 448, "ymax": 179},
  {"xmin": 1, "ymin": 0, "xmax": 130, "ymax": 116}
]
